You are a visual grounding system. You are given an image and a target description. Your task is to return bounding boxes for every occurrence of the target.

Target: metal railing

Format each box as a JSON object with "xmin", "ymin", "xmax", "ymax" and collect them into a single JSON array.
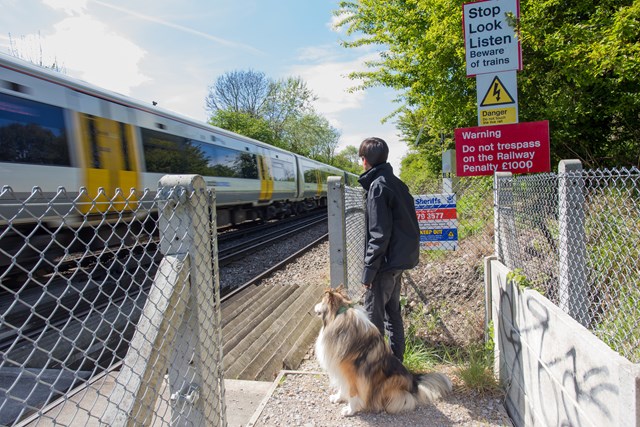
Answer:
[
  {"xmin": 0, "ymin": 175, "xmax": 226, "ymax": 426},
  {"xmin": 494, "ymin": 161, "xmax": 640, "ymax": 363}
]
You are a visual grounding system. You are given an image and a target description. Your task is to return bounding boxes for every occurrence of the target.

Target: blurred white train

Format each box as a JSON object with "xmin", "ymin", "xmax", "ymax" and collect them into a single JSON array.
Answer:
[{"xmin": 0, "ymin": 53, "xmax": 359, "ymax": 228}]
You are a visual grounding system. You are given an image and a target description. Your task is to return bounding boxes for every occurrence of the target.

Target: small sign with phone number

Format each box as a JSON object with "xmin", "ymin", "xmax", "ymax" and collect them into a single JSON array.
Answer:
[{"xmin": 414, "ymin": 194, "xmax": 458, "ymax": 250}]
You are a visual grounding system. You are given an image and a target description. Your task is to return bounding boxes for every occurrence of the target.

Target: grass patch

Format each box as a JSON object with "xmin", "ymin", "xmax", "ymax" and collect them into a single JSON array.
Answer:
[
  {"xmin": 404, "ymin": 313, "xmax": 501, "ymax": 394},
  {"xmin": 403, "ymin": 338, "xmax": 440, "ymax": 372},
  {"xmin": 455, "ymin": 343, "xmax": 500, "ymax": 394}
]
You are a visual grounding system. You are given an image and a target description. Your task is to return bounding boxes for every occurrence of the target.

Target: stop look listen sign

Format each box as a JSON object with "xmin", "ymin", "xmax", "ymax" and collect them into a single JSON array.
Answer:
[{"xmin": 463, "ymin": 0, "xmax": 522, "ymax": 76}]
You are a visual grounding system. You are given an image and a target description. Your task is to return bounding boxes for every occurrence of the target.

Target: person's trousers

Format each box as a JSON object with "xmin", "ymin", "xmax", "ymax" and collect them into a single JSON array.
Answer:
[{"xmin": 364, "ymin": 269, "xmax": 405, "ymax": 361}]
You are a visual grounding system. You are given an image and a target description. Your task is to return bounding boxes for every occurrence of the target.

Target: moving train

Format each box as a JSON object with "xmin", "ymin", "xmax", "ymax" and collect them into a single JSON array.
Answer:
[{"xmin": 0, "ymin": 53, "xmax": 359, "ymax": 228}]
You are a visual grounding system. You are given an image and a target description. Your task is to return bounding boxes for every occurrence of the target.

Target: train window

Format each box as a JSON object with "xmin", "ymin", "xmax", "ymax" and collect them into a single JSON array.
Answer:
[
  {"xmin": 271, "ymin": 160, "xmax": 295, "ymax": 182},
  {"xmin": 303, "ymin": 168, "xmax": 318, "ymax": 183},
  {"xmin": 141, "ymin": 128, "xmax": 210, "ymax": 175},
  {"xmin": 0, "ymin": 92, "xmax": 70, "ymax": 166},
  {"xmin": 141, "ymin": 128, "xmax": 259, "ymax": 179},
  {"xmin": 193, "ymin": 142, "xmax": 258, "ymax": 179},
  {"xmin": 0, "ymin": 81, "xmax": 30, "ymax": 94}
]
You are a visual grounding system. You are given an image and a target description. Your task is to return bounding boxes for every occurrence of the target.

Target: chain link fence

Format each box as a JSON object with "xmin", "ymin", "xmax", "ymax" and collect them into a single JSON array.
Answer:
[
  {"xmin": 328, "ymin": 161, "xmax": 640, "ymax": 365},
  {"xmin": 0, "ymin": 175, "xmax": 226, "ymax": 425},
  {"xmin": 494, "ymin": 162, "xmax": 640, "ymax": 363},
  {"xmin": 328, "ymin": 175, "xmax": 495, "ymax": 309}
]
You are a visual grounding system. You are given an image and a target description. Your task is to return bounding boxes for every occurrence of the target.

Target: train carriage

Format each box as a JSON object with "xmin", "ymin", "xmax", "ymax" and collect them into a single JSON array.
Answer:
[{"xmin": 0, "ymin": 53, "xmax": 351, "ymax": 228}]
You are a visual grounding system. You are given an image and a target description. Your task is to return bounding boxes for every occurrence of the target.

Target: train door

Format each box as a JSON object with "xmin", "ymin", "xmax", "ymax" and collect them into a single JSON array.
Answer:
[
  {"xmin": 257, "ymin": 153, "xmax": 274, "ymax": 203},
  {"xmin": 315, "ymin": 169, "xmax": 323, "ymax": 197},
  {"xmin": 78, "ymin": 113, "xmax": 139, "ymax": 213}
]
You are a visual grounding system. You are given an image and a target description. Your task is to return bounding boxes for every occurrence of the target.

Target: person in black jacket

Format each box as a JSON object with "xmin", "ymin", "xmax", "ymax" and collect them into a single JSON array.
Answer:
[{"xmin": 358, "ymin": 137, "xmax": 420, "ymax": 362}]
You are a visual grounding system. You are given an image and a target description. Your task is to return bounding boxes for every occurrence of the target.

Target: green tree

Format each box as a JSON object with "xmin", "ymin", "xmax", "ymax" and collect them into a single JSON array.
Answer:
[
  {"xmin": 262, "ymin": 77, "xmax": 318, "ymax": 142},
  {"xmin": 399, "ymin": 150, "xmax": 439, "ymax": 193},
  {"xmin": 205, "ymin": 69, "xmax": 270, "ymax": 117},
  {"xmin": 206, "ymin": 71, "xmax": 341, "ymax": 162},
  {"xmin": 335, "ymin": 0, "xmax": 640, "ymax": 170},
  {"xmin": 332, "ymin": 145, "xmax": 361, "ymax": 174},
  {"xmin": 519, "ymin": 1, "xmax": 640, "ymax": 167},
  {"xmin": 208, "ymin": 110, "xmax": 278, "ymax": 147},
  {"xmin": 282, "ymin": 113, "xmax": 340, "ymax": 163}
]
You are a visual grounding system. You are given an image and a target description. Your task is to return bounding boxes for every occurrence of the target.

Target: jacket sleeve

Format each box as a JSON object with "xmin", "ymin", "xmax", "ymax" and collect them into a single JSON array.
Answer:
[{"xmin": 361, "ymin": 183, "xmax": 392, "ymax": 284}]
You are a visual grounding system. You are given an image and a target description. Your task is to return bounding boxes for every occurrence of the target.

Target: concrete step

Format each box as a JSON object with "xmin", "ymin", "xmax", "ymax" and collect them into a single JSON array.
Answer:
[
  {"xmin": 221, "ymin": 283, "xmax": 292, "ymax": 334},
  {"xmin": 237, "ymin": 284, "xmax": 323, "ymax": 381},
  {"xmin": 221, "ymin": 285, "xmax": 270, "ymax": 327},
  {"xmin": 222, "ymin": 285, "xmax": 298, "ymax": 358},
  {"xmin": 224, "ymin": 284, "xmax": 308, "ymax": 379},
  {"xmin": 282, "ymin": 310, "xmax": 323, "ymax": 371}
]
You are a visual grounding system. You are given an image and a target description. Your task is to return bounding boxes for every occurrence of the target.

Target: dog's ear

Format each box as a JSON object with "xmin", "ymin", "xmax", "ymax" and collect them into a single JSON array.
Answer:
[{"xmin": 336, "ymin": 284, "xmax": 350, "ymax": 300}]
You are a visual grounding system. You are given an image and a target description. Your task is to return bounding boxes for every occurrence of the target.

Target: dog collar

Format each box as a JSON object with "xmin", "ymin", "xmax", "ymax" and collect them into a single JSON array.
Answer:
[{"xmin": 337, "ymin": 303, "xmax": 355, "ymax": 315}]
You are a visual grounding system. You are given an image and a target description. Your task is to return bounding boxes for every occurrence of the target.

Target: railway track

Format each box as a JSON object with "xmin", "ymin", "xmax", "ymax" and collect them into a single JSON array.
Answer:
[
  {"xmin": 0, "ymin": 212, "xmax": 328, "ymax": 425},
  {"xmin": 218, "ymin": 212, "xmax": 327, "ymax": 266}
]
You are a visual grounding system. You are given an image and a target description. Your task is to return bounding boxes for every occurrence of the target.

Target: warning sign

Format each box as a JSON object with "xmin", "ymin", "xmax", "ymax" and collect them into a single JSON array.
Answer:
[
  {"xmin": 463, "ymin": 0, "xmax": 521, "ymax": 76},
  {"xmin": 480, "ymin": 107, "xmax": 517, "ymax": 125},
  {"xmin": 480, "ymin": 76, "xmax": 515, "ymax": 106},
  {"xmin": 455, "ymin": 121, "xmax": 550, "ymax": 176},
  {"xmin": 477, "ymin": 71, "xmax": 518, "ymax": 126},
  {"xmin": 414, "ymin": 194, "xmax": 458, "ymax": 250}
]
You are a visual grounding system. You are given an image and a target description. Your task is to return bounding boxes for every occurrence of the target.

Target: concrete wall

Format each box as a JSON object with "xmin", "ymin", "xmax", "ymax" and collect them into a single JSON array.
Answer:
[{"xmin": 486, "ymin": 257, "xmax": 640, "ymax": 427}]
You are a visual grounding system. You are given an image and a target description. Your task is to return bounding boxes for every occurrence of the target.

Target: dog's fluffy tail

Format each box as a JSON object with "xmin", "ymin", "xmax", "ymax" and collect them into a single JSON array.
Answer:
[{"xmin": 415, "ymin": 372, "xmax": 452, "ymax": 403}]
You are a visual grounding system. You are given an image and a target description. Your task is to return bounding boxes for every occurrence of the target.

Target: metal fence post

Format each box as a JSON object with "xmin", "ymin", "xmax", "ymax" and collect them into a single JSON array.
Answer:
[
  {"xmin": 102, "ymin": 174, "xmax": 224, "ymax": 426},
  {"xmin": 558, "ymin": 160, "xmax": 589, "ymax": 327},
  {"xmin": 328, "ymin": 176, "xmax": 347, "ymax": 289},
  {"xmin": 161, "ymin": 175, "xmax": 224, "ymax": 427}
]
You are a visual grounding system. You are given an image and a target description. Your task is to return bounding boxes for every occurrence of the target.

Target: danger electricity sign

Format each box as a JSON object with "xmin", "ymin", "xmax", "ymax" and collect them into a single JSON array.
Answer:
[
  {"xmin": 463, "ymin": 0, "xmax": 522, "ymax": 76},
  {"xmin": 476, "ymin": 70, "xmax": 518, "ymax": 125},
  {"xmin": 480, "ymin": 76, "xmax": 515, "ymax": 106}
]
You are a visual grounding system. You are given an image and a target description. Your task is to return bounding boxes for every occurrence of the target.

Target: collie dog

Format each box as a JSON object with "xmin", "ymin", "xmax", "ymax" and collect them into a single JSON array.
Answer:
[{"xmin": 314, "ymin": 287, "xmax": 452, "ymax": 416}]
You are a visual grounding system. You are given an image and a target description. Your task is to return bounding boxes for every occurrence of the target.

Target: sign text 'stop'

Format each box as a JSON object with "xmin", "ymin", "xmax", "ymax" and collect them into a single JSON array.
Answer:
[{"xmin": 463, "ymin": 0, "xmax": 521, "ymax": 77}]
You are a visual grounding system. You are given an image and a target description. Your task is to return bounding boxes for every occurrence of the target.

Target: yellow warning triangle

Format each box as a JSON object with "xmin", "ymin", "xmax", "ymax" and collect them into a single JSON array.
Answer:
[{"xmin": 480, "ymin": 76, "xmax": 515, "ymax": 106}]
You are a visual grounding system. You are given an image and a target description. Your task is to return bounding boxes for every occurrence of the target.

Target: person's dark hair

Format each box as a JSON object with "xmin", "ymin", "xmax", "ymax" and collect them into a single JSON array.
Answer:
[{"xmin": 358, "ymin": 137, "xmax": 389, "ymax": 167}]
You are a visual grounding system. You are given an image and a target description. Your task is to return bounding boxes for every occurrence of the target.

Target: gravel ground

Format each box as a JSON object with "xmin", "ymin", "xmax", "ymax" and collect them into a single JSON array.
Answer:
[
  {"xmin": 246, "ymin": 239, "xmax": 513, "ymax": 427},
  {"xmin": 252, "ymin": 351, "xmax": 512, "ymax": 427}
]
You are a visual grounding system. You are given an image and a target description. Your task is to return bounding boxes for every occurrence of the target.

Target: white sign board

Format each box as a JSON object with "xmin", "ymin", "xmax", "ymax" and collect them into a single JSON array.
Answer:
[
  {"xmin": 414, "ymin": 194, "xmax": 458, "ymax": 251},
  {"xmin": 463, "ymin": 0, "xmax": 521, "ymax": 76},
  {"xmin": 476, "ymin": 70, "xmax": 518, "ymax": 125}
]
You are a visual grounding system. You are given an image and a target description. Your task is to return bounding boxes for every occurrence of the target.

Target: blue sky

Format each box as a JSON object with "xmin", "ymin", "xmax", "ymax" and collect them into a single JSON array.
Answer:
[{"xmin": 0, "ymin": 0, "xmax": 408, "ymax": 172}]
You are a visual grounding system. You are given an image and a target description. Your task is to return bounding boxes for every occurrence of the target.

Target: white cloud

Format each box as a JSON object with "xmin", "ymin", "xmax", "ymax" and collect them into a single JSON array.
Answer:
[
  {"xmin": 288, "ymin": 47, "xmax": 408, "ymax": 171},
  {"xmin": 90, "ymin": 0, "xmax": 263, "ymax": 54},
  {"xmin": 37, "ymin": 15, "xmax": 149, "ymax": 95},
  {"xmin": 288, "ymin": 51, "xmax": 378, "ymax": 117},
  {"xmin": 43, "ymin": 0, "xmax": 88, "ymax": 15},
  {"xmin": 295, "ymin": 45, "xmax": 339, "ymax": 62}
]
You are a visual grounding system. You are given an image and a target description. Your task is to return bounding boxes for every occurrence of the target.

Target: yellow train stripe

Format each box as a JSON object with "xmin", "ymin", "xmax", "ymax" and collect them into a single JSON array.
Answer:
[{"xmin": 258, "ymin": 155, "xmax": 274, "ymax": 201}]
